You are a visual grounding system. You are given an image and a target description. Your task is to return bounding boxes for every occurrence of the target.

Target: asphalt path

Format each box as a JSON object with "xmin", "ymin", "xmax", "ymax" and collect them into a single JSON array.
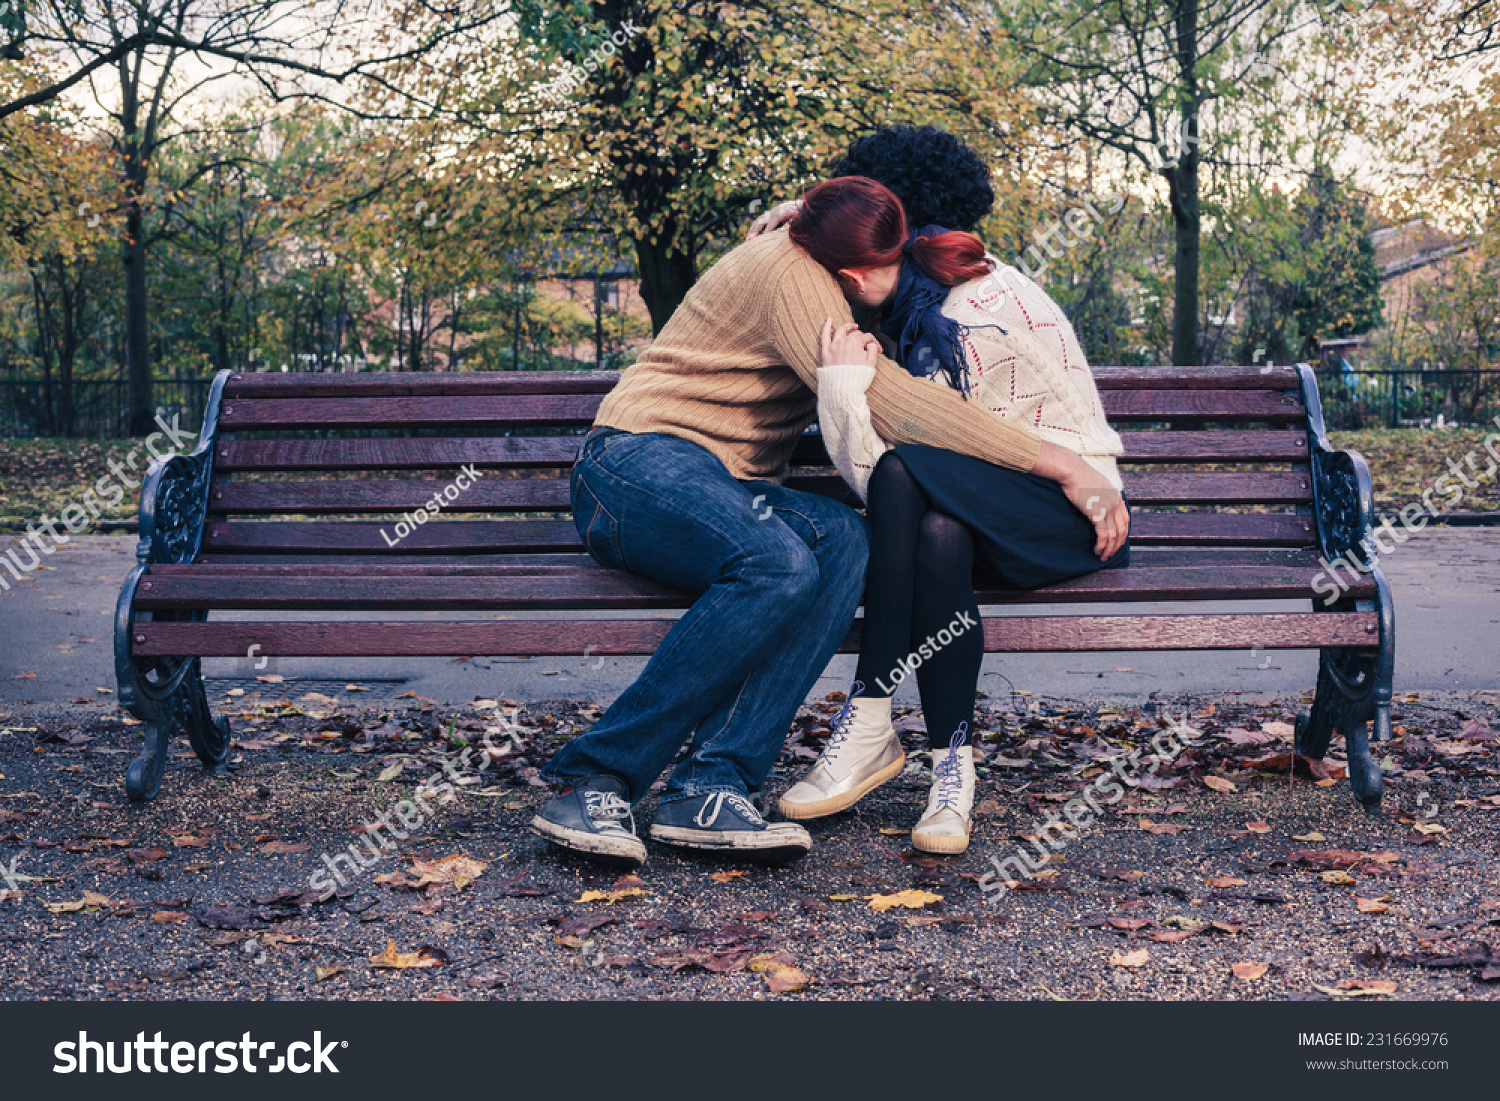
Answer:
[{"xmin": 1, "ymin": 529, "xmax": 1496, "ymax": 709}]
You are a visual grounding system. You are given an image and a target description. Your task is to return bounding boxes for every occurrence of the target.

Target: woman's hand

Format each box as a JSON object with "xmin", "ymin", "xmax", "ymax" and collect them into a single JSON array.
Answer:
[
  {"xmin": 821, "ymin": 319, "xmax": 881, "ymax": 368},
  {"xmin": 1032, "ymin": 441, "xmax": 1130, "ymax": 560},
  {"xmin": 747, "ymin": 199, "xmax": 802, "ymax": 239}
]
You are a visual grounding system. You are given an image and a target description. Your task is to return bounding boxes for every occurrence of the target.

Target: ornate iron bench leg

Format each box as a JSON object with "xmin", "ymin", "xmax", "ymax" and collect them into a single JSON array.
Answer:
[
  {"xmin": 123, "ymin": 660, "xmax": 230, "ymax": 802},
  {"xmin": 1295, "ymin": 573, "xmax": 1394, "ymax": 812}
]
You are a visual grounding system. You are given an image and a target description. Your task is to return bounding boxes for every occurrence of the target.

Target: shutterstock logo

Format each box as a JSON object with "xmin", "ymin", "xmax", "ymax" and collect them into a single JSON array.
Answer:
[{"xmin": 55, "ymin": 1032, "xmax": 345, "ymax": 1074}]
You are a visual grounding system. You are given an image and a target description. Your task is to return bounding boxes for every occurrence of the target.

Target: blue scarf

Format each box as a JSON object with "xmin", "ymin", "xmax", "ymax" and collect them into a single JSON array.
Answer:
[{"xmin": 879, "ymin": 225, "xmax": 1005, "ymax": 396}]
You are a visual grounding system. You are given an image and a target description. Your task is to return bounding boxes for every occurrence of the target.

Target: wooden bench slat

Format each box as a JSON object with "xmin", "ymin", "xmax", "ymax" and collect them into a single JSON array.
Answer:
[
  {"xmin": 222, "ymin": 370, "xmax": 621, "ymax": 398},
  {"xmin": 219, "ymin": 395, "xmax": 601, "ymax": 430},
  {"xmin": 214, "ymin": 429, "xmax": 1308, "ymax": 472},
  {"xmin": 199, "ymin": 511, "xmax": 1315, "ymax": 554},
  {"xmin": 134, "ymin": 562, "xmax": 1372, "ymax": 612},
  {"xmin": 213, "ymin": 437, "xmax": 583, "ymax": 471},
  {"xmin": 219, "ymin": 366, "xmax": 1304, "ymax": 399},
  {"xmin": 215, "ymin": 389, "xmax": 1305, "ymax": 431},
  {"xmin": 1102, "ymin": 390, "xmax": 1303, "ymax": 422},
  {"xmin": 165, "ymin": 547, "xmax": 1339, "ymax": 575},
  {"xmin": 1091, "ymin": 365, "xmax": 1302, "ymax": 389},
  {"xmin": 1114, "ymin": 430, "xmax": 1308, "ymax": 462},
  {"xmin": 131, "ymin": 611, "xmax": 1379, "ymax": 657},
  {"xmin": 207, "ymin": 470, "xmax": 1312, "ymax": 514}
]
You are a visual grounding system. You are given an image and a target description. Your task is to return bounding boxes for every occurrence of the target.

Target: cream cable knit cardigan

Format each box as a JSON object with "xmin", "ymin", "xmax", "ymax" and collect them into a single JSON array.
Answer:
[{"xmin": 818, "ymin": 261, "xmax": 1124, "ymax": 502}]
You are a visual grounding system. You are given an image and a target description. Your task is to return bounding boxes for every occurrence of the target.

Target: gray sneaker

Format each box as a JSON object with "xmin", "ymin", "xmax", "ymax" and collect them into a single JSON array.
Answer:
[
  {"xmin": 531, "ymin": 776, "xmax": 647, "ymax": 868},
  {"xmin": 649, "ymin": 791, "xmax": 811, "ymax": 862}
]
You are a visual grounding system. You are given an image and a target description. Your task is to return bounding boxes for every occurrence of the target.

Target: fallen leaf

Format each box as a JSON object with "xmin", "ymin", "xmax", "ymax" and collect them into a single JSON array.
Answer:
[
  {"xmin": 1321, "ymin": 870, "xmax": 1357, "ymax": 885},
  {"xmin": 150, "ymin": 911, "xmax": 189, "ymax": 924},
  {"xmin": 866, "ymin": 890, "xmax": 942, "ymax": 912},
  {"xmin": 1312, "ymin": 981, "xmax": 1397, "ymax": 998},
  {"xmin": 411, "ymin": 854, "xmax": 488, "ymax": 891},
  {"xmin": 315, "ymin": 965, "xmax": 345, "ymax": 981},
  {"xmin": 1292, "ymin": 832, "xmax": 1327, "ymax": 842},
  {"xmin": 710, "ymin": 870, "xmax": 748, "ymax": 883},
  {"xmin": 1205, "ymin": 877, "xmax": 1247, "ymax": 888},
  {"xmin": 377, "ymin": 761, "xmax": 405, "ymax": 782},
  {"xmin": 1108, "ymin": 917, "xmax": 1153, "ymax": 931},
  {"xmin": 1139, "ymin": 819, "xmax": 1189, "ymax": 835},
  {"xmin": 1203, "ymin": 776, "xmax": 1238, "ymax": 793},
  {"xmin": 1356, "ymin": 897, "xmax": 1391, "ymax": 914},
  {"xmin": 1232, "ymin": 962, "xmax": 1268, "ymax": 980},
  {"xmin": 1150, "ymin": 930, "xmax": 1196, "ymax": 943},
  {"xmin": 44, "ymin": 891, "xmax": 113, "ymax": 914},
  {"xmin": 577, "ymin": 888, "xmax": 646, "ymax": 904},
  {"xmin": 1260, "ymin": 721, "xmax": 1295, "ymax": 741},
  {"xmin": 259, "ymin": 841, "xmax": 310, "ymax": 855},
  {"xmin": 1245, "ymin": 820, "xmax": 1271, "ymax": 834},
  {"xmin": 1412, "ymin": 822, "xmax": 1447, "ymax": 835},
  {"xmin": 748, "ymin": 952, "xmax": 809, "ymax": 993},
  {"xmin": 827, "ymin": 893, "xmax": 859, "ymax": 902},
  {"xmin": 369, "ymin": 941, "xmax": 447, "ymax": 970},
  {"xmin": 1246, "ymin": 753, "xmax": 1345, "ymax": 780},
  {"xmin": 1109, "ymin": 948, "xmax": 1150, "ymax": 969}
]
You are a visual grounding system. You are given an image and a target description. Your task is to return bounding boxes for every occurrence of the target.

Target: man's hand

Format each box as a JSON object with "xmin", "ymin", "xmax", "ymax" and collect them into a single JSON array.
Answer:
[
  {"xmin": 747, "ymin": 199, "xmax": 802, "ymax": 239},
  {"xmin": 821, "ymin": 319, "xmax": 880, "ymax": 368},
  {"xmin": 1032, "ymin": 440, "xmax": 1129, "ymax": 560}
]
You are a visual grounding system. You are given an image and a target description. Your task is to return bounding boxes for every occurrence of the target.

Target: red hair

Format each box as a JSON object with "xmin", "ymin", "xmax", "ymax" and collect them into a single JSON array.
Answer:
[{"xmin": 788, "ymin": 176, "xmax": 991, "ymax": 287}]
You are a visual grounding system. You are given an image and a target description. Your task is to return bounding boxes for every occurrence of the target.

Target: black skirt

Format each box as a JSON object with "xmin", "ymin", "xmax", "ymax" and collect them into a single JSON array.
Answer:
[{"xmin": 890, "ymin": 444, "xmax": 1130, "ymax": 590}]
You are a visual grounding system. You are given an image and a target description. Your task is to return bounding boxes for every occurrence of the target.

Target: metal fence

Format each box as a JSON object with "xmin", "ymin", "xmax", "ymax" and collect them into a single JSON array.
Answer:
[
  {"xmin": 1312, "ymin": 369, "xmax": 1500, "ymax": 430},
  {"xmin": 0, "ymin": 378, "xmax": 215, "ymax": 439}
]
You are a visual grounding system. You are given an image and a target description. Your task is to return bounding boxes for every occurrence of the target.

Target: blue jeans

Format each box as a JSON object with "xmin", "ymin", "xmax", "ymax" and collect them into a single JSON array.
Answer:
[{"xmin": 541, "ymin": 429, "xmax": 870, "ymax": 804}]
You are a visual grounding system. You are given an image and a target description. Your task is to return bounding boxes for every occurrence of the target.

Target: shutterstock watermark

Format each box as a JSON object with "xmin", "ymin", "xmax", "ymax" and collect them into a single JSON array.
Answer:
[
  {"xmin": 873, "ymin": 611, "xmax": 977, "ymax": 695},
  {"xmin": 307, "ymin": 707, "xmax": 526, "ymax": 899},
  {"xmin": 1, "ymin": 412, "xmax": 196, "ymax": 591},
  {"xmin": 977, "ymin": 709, "xmax": 1205, "ymax": 904},
  {"xmin": 1312, "ymin": 416, "xmax": 1500, "ymax": 605},
  {"xmin": 378, "ymin": 464, "xmax": 482, "ymax": 548}
]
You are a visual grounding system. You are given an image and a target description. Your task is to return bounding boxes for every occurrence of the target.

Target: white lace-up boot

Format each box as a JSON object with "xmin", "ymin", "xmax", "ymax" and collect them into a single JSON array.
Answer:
[
  {"xmin": 778, "ymin": 682, "xmax": 904, "ymax": 819},
  {"xmin": 911, "ymin": 724, "xmax": 977, "ymax": 854}
]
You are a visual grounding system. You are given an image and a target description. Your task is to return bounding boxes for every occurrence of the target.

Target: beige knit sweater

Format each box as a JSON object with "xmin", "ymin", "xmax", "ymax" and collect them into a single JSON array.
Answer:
[
  {"xmin": 593, "ymin": 230, "xmax": 1041, "ymax": 481},
  {"xmin": 817, "ymin": 260, "xmax": 1124, "ymax": 502}
]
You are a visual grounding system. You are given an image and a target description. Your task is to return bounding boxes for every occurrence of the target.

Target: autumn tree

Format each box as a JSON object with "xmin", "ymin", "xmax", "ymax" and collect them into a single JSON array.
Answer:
[
  {"xmin": 1000, "ymin": 0, "xmax": 1338, "ymax": 365},
  {"xmin": 2, "ymin": 0, "xmax": 510, "ymax": 431}
]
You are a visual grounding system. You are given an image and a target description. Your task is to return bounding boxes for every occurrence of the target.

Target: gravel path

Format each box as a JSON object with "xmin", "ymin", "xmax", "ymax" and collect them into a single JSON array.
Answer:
[{"xmin": 1, "ymin": 688, "xmax": 1497, "ymax": 1001}]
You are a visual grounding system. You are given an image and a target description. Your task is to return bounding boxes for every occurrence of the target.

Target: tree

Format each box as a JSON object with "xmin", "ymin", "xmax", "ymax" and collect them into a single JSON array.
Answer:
[
  {"xmin": 344, "ymin": 0, "xmax": 1048, "ymax": 334},
  {"xmin": 1000, "ymin": 0, "xmax": 1330, "ymax": 365},
  {"xmin": 3, "ymin": 0, "xmax": 509, "ymax": 430}
]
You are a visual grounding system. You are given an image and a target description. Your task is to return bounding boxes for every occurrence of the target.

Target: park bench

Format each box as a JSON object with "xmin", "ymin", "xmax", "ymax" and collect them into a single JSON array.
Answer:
[{"xmin": 114, "ymin": 365, "xmax": 1393, "ymax": 809}]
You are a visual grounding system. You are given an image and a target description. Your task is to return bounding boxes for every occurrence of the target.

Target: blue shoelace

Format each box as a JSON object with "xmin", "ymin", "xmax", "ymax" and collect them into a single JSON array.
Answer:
[
  {"xmin": 934, "ymin": 722, "xmax": 969, "ymax": 810},
  {"xmin": 820, "ymin": 679, "xmax": 865, "ymax": 761}
]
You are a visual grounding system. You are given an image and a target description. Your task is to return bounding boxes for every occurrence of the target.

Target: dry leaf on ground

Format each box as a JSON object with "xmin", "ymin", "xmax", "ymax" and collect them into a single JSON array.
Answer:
[
  {"xmin": 1110, "ymin": 948, "xmax": 1150, "ymax": 969},
  {"xmin": 369, "ymin": 941, "xmax": 447, "ymax": 970},
  {"xmin": 866, "ymin": 890, "xmax": 942, "ymax": 912},
  {"xmin": 748, "ymin": 952, "xmax": 809, "ymax": 993},
  {"xmin": 577, "ymin": 888, "xmax": 647, "ymax": 904},
  {"xmin": 1203, "ymin": 776, "xmax": 1237, "ymax": 793},
  {"xmin": 411, "ymin": 854, "xmax": 488, "ymax": 891},
  {"xmin": 1355, "ymin": 897, "xmax": 1391, "ymax": 913},
  {"xmin": 1232, "ymin": 962, "xmax": 1269, "ymax": 981},
  {"xmin": 710, "ymin": 871, "xmax": 748, "ymax": 883},
  {"xmin": 1320, "ymin": 870, "xmax": 1357, "ymax": 885}
]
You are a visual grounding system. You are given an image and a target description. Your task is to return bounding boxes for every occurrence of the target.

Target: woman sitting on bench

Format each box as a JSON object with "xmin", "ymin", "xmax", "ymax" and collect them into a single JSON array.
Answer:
[{"xmin": 775, "ymin": 175, "xmax": 1130, "ymax": 854}]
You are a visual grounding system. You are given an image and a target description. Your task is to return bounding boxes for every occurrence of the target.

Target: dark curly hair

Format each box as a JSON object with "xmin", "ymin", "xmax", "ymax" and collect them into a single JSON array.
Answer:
[{"xmin": 831, "ymin": 125, "xmax": 994, "ymax": 233}]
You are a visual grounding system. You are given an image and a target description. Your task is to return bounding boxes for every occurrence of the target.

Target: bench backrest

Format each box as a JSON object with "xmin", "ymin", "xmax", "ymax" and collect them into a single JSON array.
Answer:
[{"xmin": 197, "ymin": 365, "xmax": 1321, "ymax": 562}]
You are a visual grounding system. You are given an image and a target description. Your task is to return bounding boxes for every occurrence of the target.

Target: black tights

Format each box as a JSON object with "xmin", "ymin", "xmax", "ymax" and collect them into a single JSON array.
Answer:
[{"xmin": 853, "ymin": 453, "xmax": 983, "ymax": 750}]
